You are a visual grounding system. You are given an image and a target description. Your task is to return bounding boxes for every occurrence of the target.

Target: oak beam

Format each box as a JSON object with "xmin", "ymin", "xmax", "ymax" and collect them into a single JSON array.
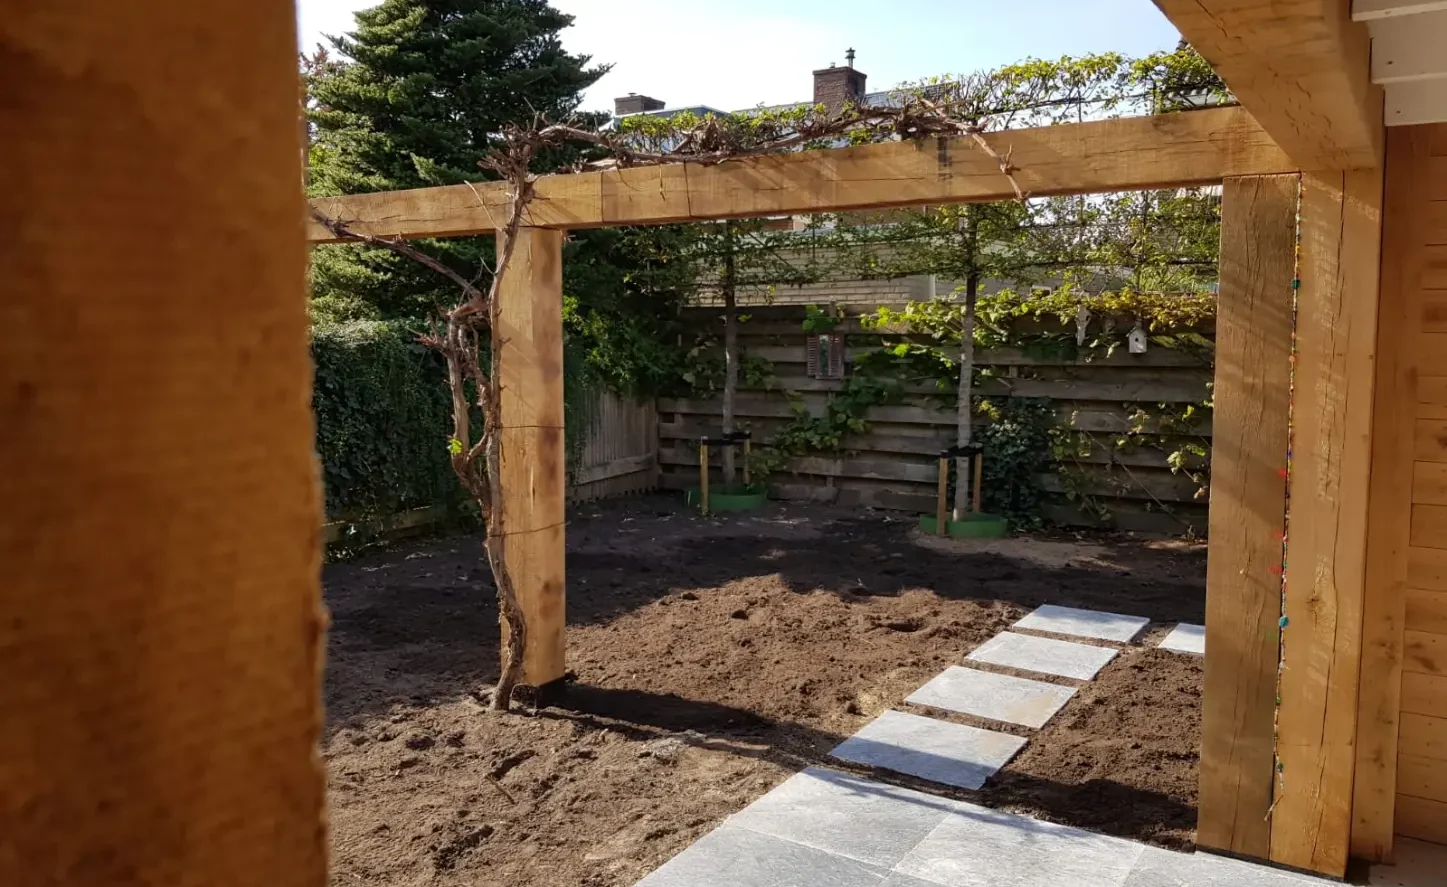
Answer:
[
  {"xmin": 496, "ymin": 229, "xmax": 567, "ymax": 687},
  {"xmin": 1198, "ymin": 174, "xmax": 1299, "ymax": 860},
  {"xmin": 1, "ymin": 2, "xmax": 326, "ymax": 886},
  {"xmin": 1155, "ymin": 0, "xmax": 1384, "ymax": 169},
  {"xmin": 307, "ymin": 106, "xmax": 1293, "ymax": 242},
  {"xmin": 1272, "ymin": 167, "xmax": 1386, "ymax": 877}
]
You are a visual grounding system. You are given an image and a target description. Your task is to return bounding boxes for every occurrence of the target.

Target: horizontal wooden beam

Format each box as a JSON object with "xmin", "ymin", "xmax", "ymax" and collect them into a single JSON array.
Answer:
[
  {"xmin": 307, "ymin": 106, "xmax": 1292, "ymax": 242},
  {"xmin": 1354, "ymin": 0, "xmax": 1447, "ymax": 20},
  {"xmin": 1157, "ymin": 0, "xmax": 1383, "ymax": 169}
]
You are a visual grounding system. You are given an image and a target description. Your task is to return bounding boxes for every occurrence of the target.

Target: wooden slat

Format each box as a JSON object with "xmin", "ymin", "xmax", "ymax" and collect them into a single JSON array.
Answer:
[
  {"xmin": 1397, "ymin": 753, "xmax": 1447, "ymax": 802},
  {"xmin": 1400, "ymin": 711, "xmax": 1447, "ymax": 757},
  {"xmin": 1432, "ymin": 201, "xmax": 1447, "ymax": 243},
  {"xmin": 1428, "ymin": 244, "xmax": 1447, "ymax": 285},
  {"xmin": 497, "ymin": 228, "xmax": 567, "ymax": 687},
  {"xmin": 1402, "ymin": 672, "xmax": 1447, "ymax": 715},
  {"xmin": 1, "ymin": 2, "xmax": 327, "ymax": 886},
  {"xmin": 573, "ymin": 452, "xmax": 656, "ymax": 486},
  {"xmin": 1433, "ymin": 160, "xmax": 1447, "ymax": 199},
  {"xmin": 1405, "ymin": 629, "xmax": 1447, "ymax": 675},
  {"xmin": 1422, "ymin": 376, "xmax": 1447, "ymax": 405},
  {"xmin": 1423, "ymin": 291, "xmax": 1447, "ymax": 331},
  {"xmin": 1409, "ymin": 544, "xmax": 1447, "ymax": 589},
  {"xmin": 1354, "ymin": 0, "xmax": 1447, "ymax": 21},
  {"xmin": 1368, "ymin": 10, "xmax": 1447, "ymax": 84},
  {"xmin": 1411, "ymin": 504, "xmax": 1447, "ymax": 548},
  {"xmin": 1273, "ymin": 167, "xmax": 1385, "ymax": 877},
  {"xmin": 1155, "ymin": 0, "xmax": 1382, "ymax": 169},
  {"xmin": 305, "ymin": 107, "xmax": 1295, "ymax": 242},
  {"xmin": 1407, "ymin": 589, "xmax": 1447, "ymax": 633},
  {"xmin": 1415, "ymin": 462, "xmax": 1447, "ymax": 504},
  {"xmin": 1413, "ymin": 419, "xmax": 1447, "ymax": 460},
  {"xmin": 1196, "ymin": 175, "xmax": 1297, "ymax": 860},
  {"xmin": 1396, "ymin": 794, "xmax": 1447, "ymax": 843},
  {"xmin": 1354, "ymin": 125, "xmax": 1433, "ymax": 862}
]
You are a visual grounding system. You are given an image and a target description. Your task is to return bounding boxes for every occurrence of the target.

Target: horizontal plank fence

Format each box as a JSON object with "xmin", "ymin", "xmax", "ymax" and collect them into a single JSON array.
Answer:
[{"xmin": 660, "ymin": 304, "xmax": 1214, "ymax": 534}]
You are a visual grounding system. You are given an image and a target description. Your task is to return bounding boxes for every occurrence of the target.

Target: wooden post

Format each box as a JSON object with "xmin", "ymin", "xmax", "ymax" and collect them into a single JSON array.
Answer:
[
  {"xmin": 1352, "ymin": 125, "xmax": 1437, "ymax": 864},
  {"xmin": 1197, "ymin": 175, "xmax": 1298, "ymax": 861},
  {"xmin": 699, "ymin": 443, "xmax": 710, "ymax": 515},
  {"xmin": 742, "ymin": 437, "xmax": 752, "ymax": 487},
  {"xmin": 1, "ymin": 2, "xmax": 326, "ymax": 886},
  {"xmin": 1272, "ymin": 167, "xmax": 1385, "ymax": 878},
  {"xmin": 496, "ymin": 228, "xmax": 567, "ymax": 689},
  {"xmin": 936, "ymin": 457, "xmax": 950, "ymax": 536},
  {"xmin": 972, "ymin": 454, "xmax": 983, "ymax": 514}
]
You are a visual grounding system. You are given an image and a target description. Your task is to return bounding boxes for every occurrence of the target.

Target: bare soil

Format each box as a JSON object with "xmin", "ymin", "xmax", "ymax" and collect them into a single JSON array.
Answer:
[{"xmin": 324, "ymin": 497, "xmax": 1206, "ymax": 887}]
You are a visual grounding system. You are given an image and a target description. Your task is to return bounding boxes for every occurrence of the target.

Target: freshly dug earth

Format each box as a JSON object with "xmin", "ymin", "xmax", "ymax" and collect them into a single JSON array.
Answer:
[{"xmin": 324, "ymin": 497, "xmax": 1206, "ymax": 887}]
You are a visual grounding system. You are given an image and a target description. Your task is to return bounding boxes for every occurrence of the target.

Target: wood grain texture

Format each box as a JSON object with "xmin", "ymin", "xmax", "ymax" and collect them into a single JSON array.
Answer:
[
  {"xmin": 0, "ymin": 3, "xmax": 326, "ymax": 886},
  {"xmin": 1402, "ymin": 673, "xmax": 1447, "ymax": 716},
  {"xmin": 1354, "ymin": 126, "xmax": 1433, "ymax": 863},
  {"xmin": 305, "ymin": 107, "xmax": 1295, "ymax": 241},
  {"xmin": 1405, "ymin": 630, "xmax": 1447, "ymax": 675},
  {"xmin": 496, "ymin": 229, "xmax": 567, "ymax": 686},
  {"xmin": 1395, "ymin": 794, "xmax": 1447, "ymax": 843},
  {"xmin": 1411, "ymin": 504, "xmax": 1447, "ymax": 548},
  {"xmin": 1273, "ymin": 167, "xmax": 1384, "ymax": 877},
  {"xmin": 1409, "ymin": 545, "xmax": 1447, "ymax": 589},
  {"xmin": 1398, "ymin": 753, "xmax": 1447, "ymax": 804},
  {"xmin": 1197, "ymin": 175, "xmax": 1297, "ymax": 860},
  {"xmin": 1153, "ymin": 0, "xmax": 1382, "ymax": 169},
  {"xmin": 1407, "ymin": 589, "xmax": 1447, "ymax": 633},
  {"xmin": 1400, "ymin": 712, "xmax": 1447, "ymax": 758}
]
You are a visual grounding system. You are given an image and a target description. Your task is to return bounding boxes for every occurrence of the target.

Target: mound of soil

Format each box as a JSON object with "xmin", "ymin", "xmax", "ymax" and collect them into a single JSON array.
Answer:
[{"xmin": 323, "ymin": 497, "xmax": 1205, "ymax": 886}]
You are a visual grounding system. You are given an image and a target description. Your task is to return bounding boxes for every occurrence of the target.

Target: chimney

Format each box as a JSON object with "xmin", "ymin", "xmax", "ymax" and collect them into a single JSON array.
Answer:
[
  {"xmin": 613, "ymin": 93, "xmax": 665, "ymax": 116},
  {"xmin": 812, "ymin": 49, "xmax": 866, "ymax": 113}
]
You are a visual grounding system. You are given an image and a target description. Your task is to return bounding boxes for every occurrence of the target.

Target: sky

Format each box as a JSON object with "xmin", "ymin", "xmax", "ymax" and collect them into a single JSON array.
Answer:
[{"xmin": 296, "ymin": 0, "xmax": 1184, "ymax": 113}]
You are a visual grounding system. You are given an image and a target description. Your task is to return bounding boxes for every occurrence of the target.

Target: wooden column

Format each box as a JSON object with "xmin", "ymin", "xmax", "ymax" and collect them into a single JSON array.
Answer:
[
  {"xmin": 1351, "ymin": 126, "xmax": 1437, "ymax": 864},
  {"xmin": 1198, "ymin": 175, "xmax": 1299, "ymax": 860},
  {"xmin": 496, "ymin": 228, "xmax": 567, "ymax": 687},
  {"xmin": 1272, "ymin": 167, "xmax": 1386, "ymax": 877},
  {"xmin": 0, "ymin": 3, "xmax": 325, "ymax": 887}
]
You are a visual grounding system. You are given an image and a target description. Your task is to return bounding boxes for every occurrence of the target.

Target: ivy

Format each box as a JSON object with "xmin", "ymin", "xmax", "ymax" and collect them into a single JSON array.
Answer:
[{"xmin": 973, "ymin": 397, "xmax": 1056, "ymax": 529}]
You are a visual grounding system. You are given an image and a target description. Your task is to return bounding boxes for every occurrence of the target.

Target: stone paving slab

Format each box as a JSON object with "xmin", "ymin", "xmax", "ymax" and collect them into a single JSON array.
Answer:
[
  {"xmin": 906, "ymin": 665, "xmax": 1076, "ymax": 728},
  {"xmin": 1124, "ymin": 847, "xmax": 1332, "ymax": 886},
  {"xmin": 1015, "ymin": 604, "xmax": 1150, "ymax": 643},
  {"xmin": 828, "ymin": 711, "xmax": 1028, "ymax": 791},
  {"xmin": 895, "ymin": 801, "xmax": 1146, "ymax": 887},
  {"xmin": 1158, "ymin": 623, "xmax": 1206, "ymax": 656},
  {"xmin": 726, "ymin": 767, "xmax": 959, "ymax": 868},
  {"xmin": 634, "ymin": 823, "xmax": 888, "ymax": 887},
  {"xmin": 967, "ymin": 631, "xmax": 1119, "ymax": 680}
]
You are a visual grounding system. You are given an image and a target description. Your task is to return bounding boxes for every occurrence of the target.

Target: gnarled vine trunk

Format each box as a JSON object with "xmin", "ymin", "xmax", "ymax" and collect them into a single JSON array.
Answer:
[
  {"xmin": 953, "ymin": 208, "xmax": 981, "ymax": 520},
  {"xmin": 721, "ymin": 222, "xmax": 740, "ymax": 485}
]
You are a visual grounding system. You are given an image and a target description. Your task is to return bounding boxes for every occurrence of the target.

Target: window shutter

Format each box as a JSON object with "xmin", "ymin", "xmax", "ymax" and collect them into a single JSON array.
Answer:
[
  {"xmin": 806, "ymin": 334, "xmax": 820, "ymax": 378},
  {"xmin": 828, "ymin": 333, "xmax": 846, "ymax": 379}
]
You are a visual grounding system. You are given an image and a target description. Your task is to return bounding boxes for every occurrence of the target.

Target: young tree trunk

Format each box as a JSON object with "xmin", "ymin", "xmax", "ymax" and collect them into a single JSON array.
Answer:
[
  {"xmin": 953, "ymin": 272, "xmax": 979, "ymax": 520},
  {"xmin": 721, "ymin": 222, "xmax": 740, "ymax": 485}
]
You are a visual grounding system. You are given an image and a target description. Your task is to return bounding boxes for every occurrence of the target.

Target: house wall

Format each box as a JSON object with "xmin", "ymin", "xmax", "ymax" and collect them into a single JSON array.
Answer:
[{"xmin": 1356, "ymin": 123, "xmax": 1447, "ymax": 852}]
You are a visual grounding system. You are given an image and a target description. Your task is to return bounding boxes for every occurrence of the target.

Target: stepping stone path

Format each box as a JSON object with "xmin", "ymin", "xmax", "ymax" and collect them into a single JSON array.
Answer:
[
  {"xmin": 1014, "ymin": 603, "xmax": 1150, "ymax": 643},
  {"xmin": 1158, "ymin": 623, "xmax": 1206, "ymax": 656},
  {"xmin": 906, "ymin": 665, "xmax": 1076, "ymax": 729},
  {"xmin": 634, "ymin": 769, "xmax": 1334, "ymax": 887},
  {"xmin": 967, "ymin": 630, "xmax": 1119, "ymax": 680},
  {"xmin": 829, "ymin": 710, "xmax": 1028, "ymax": 790}
]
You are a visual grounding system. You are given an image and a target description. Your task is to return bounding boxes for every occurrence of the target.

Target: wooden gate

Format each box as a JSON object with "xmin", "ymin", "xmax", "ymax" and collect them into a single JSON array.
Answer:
[{"xmin": 569, "ymin": 390, "xmax": 659, "ymax": 502}]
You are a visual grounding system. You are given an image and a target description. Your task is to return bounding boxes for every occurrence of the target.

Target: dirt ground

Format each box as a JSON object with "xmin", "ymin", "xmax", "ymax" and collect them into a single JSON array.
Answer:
[{"xmin": 323, "ymin": 497, "xmax": 1206, "ymax": 887}]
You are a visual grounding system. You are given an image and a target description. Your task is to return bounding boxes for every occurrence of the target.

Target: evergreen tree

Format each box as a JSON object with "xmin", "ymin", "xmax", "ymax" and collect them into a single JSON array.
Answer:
[{"xmin": 305, "ymin": 0, "xmax": 604, "ymax": 318}]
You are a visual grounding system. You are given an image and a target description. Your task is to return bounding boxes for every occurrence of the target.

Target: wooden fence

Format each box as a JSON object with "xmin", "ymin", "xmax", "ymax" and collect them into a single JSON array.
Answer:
[
  {"xmin": 658, "ymin": 304, "xmax": 1214, "ymax": 534},
  {"xmin": 569, "ymin": 389, "xmax": 659, "ymax": 502}
]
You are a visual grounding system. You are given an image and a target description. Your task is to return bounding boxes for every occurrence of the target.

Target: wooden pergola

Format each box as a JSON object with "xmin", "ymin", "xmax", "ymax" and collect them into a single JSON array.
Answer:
[{"xmin": 5, "ymin": 1, "xmax": 1444, "ymax": 883}]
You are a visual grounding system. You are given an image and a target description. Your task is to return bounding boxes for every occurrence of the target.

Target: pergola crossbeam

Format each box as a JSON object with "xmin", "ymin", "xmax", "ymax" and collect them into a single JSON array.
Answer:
[{"xmin": 306, "ymin": 106, "xmax": 1292, "ymax": 243}]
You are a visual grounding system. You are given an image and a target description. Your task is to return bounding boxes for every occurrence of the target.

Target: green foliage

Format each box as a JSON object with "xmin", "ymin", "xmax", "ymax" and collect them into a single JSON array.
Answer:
[
  {"xmin": 973, "ymin": 398, "xmax": 1056, "ymax": 529},
  {"xmin": 304, "ymin": 0, "xmax": 605, "ymax": 318},
  {"xmin": 312, "ymin": 320, "xmax": 462, "ymax": 520}
]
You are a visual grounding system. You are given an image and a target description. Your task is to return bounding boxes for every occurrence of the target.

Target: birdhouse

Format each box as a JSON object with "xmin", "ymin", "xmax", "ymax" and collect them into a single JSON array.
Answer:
[{"xmin": 1128, "ymin": 323, "xmax": 1148, "ymax": 354}]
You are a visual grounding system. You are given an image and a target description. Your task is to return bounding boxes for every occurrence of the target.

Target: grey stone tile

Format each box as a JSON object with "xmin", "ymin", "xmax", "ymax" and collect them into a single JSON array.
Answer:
[
  {"xmin": 634, "ymin": 824, "xmax": 887, "ymax": 887},
  {"xmin": 1157, "ymin": 624, "xmax": 1206, "ymax": 656},
  {"xmin": 827, "ymin": 711, "xmax": 1027, "ymax": 791},
  {"xmin": 879, "ymin": 875, "xmax": 950, "ymax": 887},
  {"xmin": 967, "ymin": 631, "xmax": 1119, "ymax": 680},
  {"xmin": 895, "ymin": 802, "xmax": 1145, "ymax": 887},
  {"xmin": 1124, "ymin": 847, "xmax": 1334, "ymax": 886},
  {"xmin": 1015, "ymin": 604, "xmax": 1150, "ymax": 643},
  {"xmin": 726, "ymin": 767, "xmax": 958, "ymax": 868},
  {"xmin": 1370, "ymin": 837, "xmax": 1447, "ymax": 886},
  {"xmin": 906, "ymin": 665, "xmax": 1076, "ymax": 728}
]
